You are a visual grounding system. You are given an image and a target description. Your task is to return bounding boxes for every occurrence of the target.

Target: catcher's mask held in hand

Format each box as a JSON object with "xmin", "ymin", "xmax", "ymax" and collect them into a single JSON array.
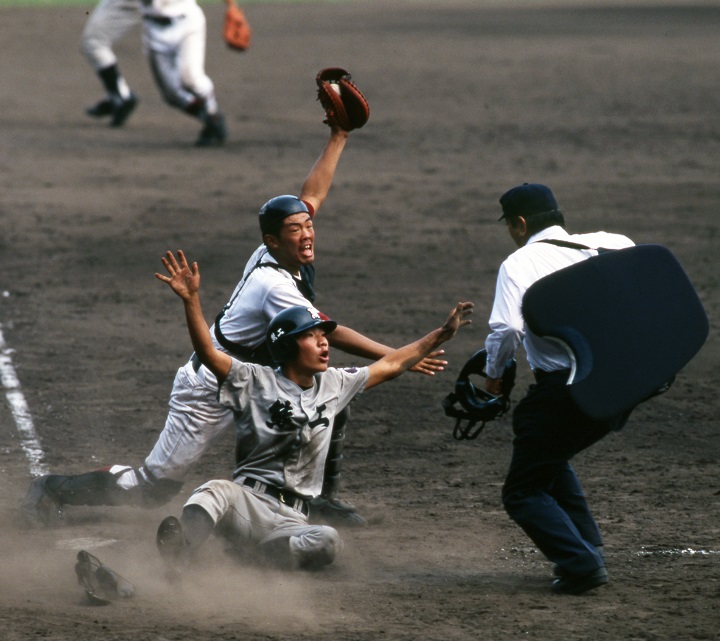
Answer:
[{"xmin": 442, "ymin": 349, "xmax": 516, "ymax": 440}]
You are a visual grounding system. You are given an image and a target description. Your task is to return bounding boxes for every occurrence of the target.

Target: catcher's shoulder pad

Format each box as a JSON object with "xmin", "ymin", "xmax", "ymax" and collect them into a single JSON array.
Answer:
[
  {"xmin": 316, "ymin": 67, "xmax": 370, "ymax": 131},
  {"xmin": 223, "ymin": 3, "xmax": 252, "ymax": 51}
]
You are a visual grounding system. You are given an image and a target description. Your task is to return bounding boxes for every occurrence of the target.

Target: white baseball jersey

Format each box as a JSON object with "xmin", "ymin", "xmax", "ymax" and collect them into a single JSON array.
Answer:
[
  {"xmin": 140, "ymin": 0, "xmax": 194, "ymax": 19},
  {"xmin": 219, "ymin": 359, "xmax": 370, "ymax": 498},
  {"xmin": 211, "ymin": 245, "xmax": 315, "ymax": 353}
]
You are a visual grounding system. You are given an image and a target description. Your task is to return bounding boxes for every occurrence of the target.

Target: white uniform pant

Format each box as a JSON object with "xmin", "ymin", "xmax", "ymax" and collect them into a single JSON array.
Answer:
[
  {"xmin": 81, "ymin": 0, "xmax": 140, "ymax": 70},
  {"xmin": 144, "ymin": 360, "xmax": 233, "ymax": 481},
  {"xmin": 142, "ymin": 5, "xmax": 215, "ymax": 111},
  {"xmin": 187, "ymin": 479, "xmax": 343, "ymax": 568}
]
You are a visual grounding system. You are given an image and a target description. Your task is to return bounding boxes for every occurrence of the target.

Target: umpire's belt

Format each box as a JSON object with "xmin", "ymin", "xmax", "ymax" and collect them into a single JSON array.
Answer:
[
  {"xmin": 533, "ymin": 368, "xmax": 571, "ymax": 383},
  {"xmin": 143, "ymin": 14, "xmax": 185, "ymax": 26},
  {"xmin": 237, "ymin": 476, "xmax": 309, "ymax": 516}
]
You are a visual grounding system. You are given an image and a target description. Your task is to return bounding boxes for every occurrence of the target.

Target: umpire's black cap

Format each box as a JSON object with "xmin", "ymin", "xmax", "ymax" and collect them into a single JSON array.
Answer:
[{"xmin": 499, "ymin": 183, "xmax": 558, "ymax": 221}]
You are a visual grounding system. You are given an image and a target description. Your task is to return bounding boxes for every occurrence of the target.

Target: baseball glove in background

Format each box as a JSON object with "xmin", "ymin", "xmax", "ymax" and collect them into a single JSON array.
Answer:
[
  {"xmin": 223, "ymin": 0, "xmax": 251, "ymax": 51},
  {"xmin": 316, "ymin": 68, "xmax": 370, "ymax": 131}
]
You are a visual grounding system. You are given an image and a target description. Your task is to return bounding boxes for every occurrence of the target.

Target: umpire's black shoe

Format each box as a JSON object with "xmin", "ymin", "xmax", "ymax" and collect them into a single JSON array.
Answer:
[
  {"xmin": 552, "ymin": 567, "xmax": 608, "ymax": 595},
  {"xmin": 309, "ymin": 496, "xmax": 368, "ymax": 528},
  {"xmin": 109, "ymin": 93, "xmax": 138, "ymax": 128},
  {"xmin": 195, "ymin": 113, "xmax": 226, "ymax": 147}
]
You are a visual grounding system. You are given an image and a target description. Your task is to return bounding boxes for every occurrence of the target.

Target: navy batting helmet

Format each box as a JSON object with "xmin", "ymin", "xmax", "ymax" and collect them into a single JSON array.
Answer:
[
  {"xmin": 259, "ymin": 195, "xmax": 310, "ymax": 236},
  {"xmin": 442, "ymin": 349, "xmax": 516, "ymax": 440},
  {"xmin": 267, "ymin": 305, "xmax": 337, "ymax": 363}
]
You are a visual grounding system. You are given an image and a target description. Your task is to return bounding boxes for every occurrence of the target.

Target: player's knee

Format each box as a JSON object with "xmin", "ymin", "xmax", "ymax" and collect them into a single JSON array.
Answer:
[
  {"xmin": 289, "ymin": 526, "xmax": 343, "ymax": 570},
  {"xmin": 182, "ymin": 74, "xmax": 213, "ymax": 102},
  {"xmin": 79, "ymin": 35, "xmax": 115, "ymax": 69}
]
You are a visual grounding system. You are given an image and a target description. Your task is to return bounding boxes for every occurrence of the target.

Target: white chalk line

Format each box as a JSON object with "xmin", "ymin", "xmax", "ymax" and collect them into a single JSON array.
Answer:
[
  {"xmin": 55, "ymin": 537, "xmax": 120, "ymax": 551},
  {"xmin": 0, "ymin": 323, "xmax": 48, "ymax": 477}
]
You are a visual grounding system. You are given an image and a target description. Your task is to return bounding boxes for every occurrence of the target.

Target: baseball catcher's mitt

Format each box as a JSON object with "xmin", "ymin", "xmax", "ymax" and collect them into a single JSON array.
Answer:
[
  {"xmin": 75, "ymin": 550, "xmax": 135, "ymax": 606},
  {"xmin": 223, "ymin": 0, "xmax": 251, "ymax": 51},
  {"xmin": 316, "ymin": 67, "xmax": 370, "ymax": 131}
]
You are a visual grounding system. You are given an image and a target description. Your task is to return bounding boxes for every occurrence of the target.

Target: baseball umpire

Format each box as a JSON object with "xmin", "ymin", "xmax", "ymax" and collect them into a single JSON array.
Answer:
[
  {"xmin": 153, "ymin": 249, "xmax": 473, "ymax": 573},
  {"xmin": 484, "ymin": 183, "xmax": 634, "ymax": 595},
  {"xmin": 22, "ymin": 118, "xmax": 446, "ymax": 528}
]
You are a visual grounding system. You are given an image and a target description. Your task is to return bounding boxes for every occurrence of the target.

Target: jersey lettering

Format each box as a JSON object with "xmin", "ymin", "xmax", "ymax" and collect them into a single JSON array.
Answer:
[
  {"xmin": 308, "ymin": 403, "xmax": 330, "ymax": 430},
  {"xmin": 266, "ymin": 400, "xmax": 294, "ymax": 431}
]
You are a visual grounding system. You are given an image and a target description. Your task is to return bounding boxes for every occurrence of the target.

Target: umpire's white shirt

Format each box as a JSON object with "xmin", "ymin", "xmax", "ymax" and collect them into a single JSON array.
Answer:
[{"xmin": 485, "ymin": 226, "xmax": 634, "ymax": 378}]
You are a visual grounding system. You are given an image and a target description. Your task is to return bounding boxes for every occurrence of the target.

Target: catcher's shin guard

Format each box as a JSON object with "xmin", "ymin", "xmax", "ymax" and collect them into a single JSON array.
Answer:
[
  {"xmin": 41, "ymin": 467, "xmax": 182, "ymax": 508},
  {"xmin": 44, "ymin": 469, "xmax": 137, "ymax": 507},
  {"xmin": 310, "ymin": 407, "xmax": 367, "ymax": 527},
  {"xmin": 321, "ymin": 407, "xmax": 348, "ymax": 499}
]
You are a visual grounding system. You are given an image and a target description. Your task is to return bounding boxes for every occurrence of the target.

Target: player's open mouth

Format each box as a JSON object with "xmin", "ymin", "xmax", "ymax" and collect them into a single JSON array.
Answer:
[{"xmin": 301, "ymin": 244, "xmax": 313, "ymax": 257}]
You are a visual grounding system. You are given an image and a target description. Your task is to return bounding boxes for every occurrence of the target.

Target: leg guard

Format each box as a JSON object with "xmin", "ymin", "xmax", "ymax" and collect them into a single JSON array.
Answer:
[
  {"xmin": 45, "ymin": 466, "xmax": 183, "ymax": 509},
  {"xmin": 309, "ymin": 407, "xmax": 368, "ymax": 528},
  {"xmin": 321, "ymin": 406, "xmax": 349, "ymax": 500},
  {"xmin": 44, "ymin": 469, "xmax": 137, "ymax": 507}
]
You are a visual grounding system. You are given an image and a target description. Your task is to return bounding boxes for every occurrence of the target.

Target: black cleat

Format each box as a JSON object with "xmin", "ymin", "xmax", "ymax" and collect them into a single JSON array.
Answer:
[
  {"xmin": 309, "ymin": 496, "xmax": 368, "ymax": 528},
  {"xmin": 156, "ymin": 515, "xmax": 188, "ymax": 582},
  {"xmin": 195, "ymin": 113, "xmax": 226, "ymax": 147},
  {"xmin": 110, "ymin": 93, "xmax": 138, "ymax": 128},
  {"xmin": 86, "ymin": 98, "xmax": 115, "ymax": 118}
]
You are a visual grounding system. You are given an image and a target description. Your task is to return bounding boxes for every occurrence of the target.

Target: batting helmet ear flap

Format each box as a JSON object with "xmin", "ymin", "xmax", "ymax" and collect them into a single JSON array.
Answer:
[{"xmin": 442, "ymin": 349, "xmax": 516, "ymax": 440}]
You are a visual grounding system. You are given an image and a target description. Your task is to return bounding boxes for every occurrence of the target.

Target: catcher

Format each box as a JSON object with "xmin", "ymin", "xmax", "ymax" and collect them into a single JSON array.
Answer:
[{"xmin": 22, "ymin": 68, "xmax": 425, "ymax": 532}]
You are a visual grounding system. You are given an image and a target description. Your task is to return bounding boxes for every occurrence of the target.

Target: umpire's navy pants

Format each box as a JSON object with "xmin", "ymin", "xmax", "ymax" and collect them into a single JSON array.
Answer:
[{"xmin": 502, "ymin": 371, "xmax": 626, "ymax": 577}]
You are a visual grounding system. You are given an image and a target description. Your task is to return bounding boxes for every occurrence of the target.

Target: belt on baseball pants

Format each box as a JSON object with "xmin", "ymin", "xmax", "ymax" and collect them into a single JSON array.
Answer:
[
  {"xmin": 237, "ymin": 477, "xmax": 310, "ymax": 517},
  {"xmin": 191, "ymin": 353, "xmax": 201, "ymax": 373},
  {"xmin": 143, "ymin": 14, "xmax": 185, "ymax": 26}
]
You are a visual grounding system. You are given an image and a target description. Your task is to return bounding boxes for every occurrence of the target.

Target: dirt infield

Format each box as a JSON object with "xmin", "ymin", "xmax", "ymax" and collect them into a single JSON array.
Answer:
[{"xmin": 1, "ymin": 2, "xmax": 719, "ymax": 640}]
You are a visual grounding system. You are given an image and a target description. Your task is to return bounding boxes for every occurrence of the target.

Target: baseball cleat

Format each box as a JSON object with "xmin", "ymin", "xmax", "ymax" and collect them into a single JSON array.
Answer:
[
  {"xmin": 110, "ymin": 93, "xmax": 139, "ymax": 128},
  {"xmin": 195, "ymin": 113, "xmax": 226, "ymax": 147},
  {"xmin": 86, "ymin": 98, "xmax": 115, "ymax": 118},
  {"xmin": 309, "ymin": 496, "xmax": 368, "ymax": 528},
  {"xmin": 156, "ymin": 515, "xmax": 188, "ymax": 581},
  {"xmin": 21, "ymin": 475, "xmax": 64, "ymax": 528}
]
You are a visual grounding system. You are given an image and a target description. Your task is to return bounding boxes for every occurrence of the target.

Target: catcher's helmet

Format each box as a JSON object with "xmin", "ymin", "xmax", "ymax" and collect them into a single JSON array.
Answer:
[
  {"xmin": 442, "ymin": 349, "xmax": 516, "ymax": 440},
  {"xmin": 267, "ymin": 305, "xmax": 337, "ymax": 363},
  {"xmin": 259, "ymin": 195, "xmax": 310, "ymax": 236}
]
